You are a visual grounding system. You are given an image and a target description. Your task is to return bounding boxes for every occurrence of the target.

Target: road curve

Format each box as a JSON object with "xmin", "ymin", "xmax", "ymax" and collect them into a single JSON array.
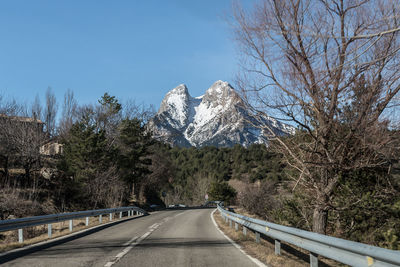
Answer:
[{"xmin": 1, "ymin": 208, "xmax": 260, "ymax": 267}]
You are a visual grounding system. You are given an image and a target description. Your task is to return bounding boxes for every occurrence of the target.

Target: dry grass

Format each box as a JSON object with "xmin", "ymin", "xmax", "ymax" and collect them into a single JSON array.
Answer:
[
  {"xmin": 213, "ymin": 211, "xmax": 342, "ymax": 267},
  {"xmin": 0, "ymin": 168, "xmax": 25, "ymax": 174},
  {"xmin": 0, "ymin": 213, "xmax": 132, "ymax": 253}
]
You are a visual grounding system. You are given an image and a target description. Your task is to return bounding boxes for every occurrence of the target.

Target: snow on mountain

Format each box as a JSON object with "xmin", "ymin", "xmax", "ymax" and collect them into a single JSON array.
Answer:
[{"xmin": 148, "ymin": 80, "xmax": 295, "ymax": 147}]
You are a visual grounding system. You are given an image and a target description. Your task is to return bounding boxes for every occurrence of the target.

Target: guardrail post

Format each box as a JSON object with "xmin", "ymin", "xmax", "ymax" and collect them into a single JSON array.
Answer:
[
  {"xmin": 275, "ymin": 240, "xmax": 281, "ymax": 255},
  {"xmin": 109, "ymin": 213, "xmax": 113, "ymax": 221},
  {"xmin": 255, "ymin": 232, "xmax": 260, "ymax": 244},
  {"xmin": 229, "ymin": 219, "xmax": 232, "ymax": 228},
  {"xmin": 243, "ymin": 226, "xmax": 247, "ymax": 236},
  {"xmin": 119, "ymin": 212, "xmax": 122, "ymax": 219},
  {"xmin": 99, "ymin": 214, "xmax": 103, "ymax": 223},
  {"xmin": 69, "ymin": 220, "xmax": 73, "ymax": 232},
  {"xmin": 86, "ymin": 217, "xmax": 89, "ymax": 226},
  {"xmin": 18, "ymin": 228, "xmax": 23, "ymax": 243},
  {"xmin": 310, "ymin": 253, "xmax": 318, "ymax": 267},
  {"xmin": 235, "ymin": 222, "xmax": 238, "ymax": 231},
  {"xmin": 48, "ymin": 224, "xmax": 52, "ymax": 238}
]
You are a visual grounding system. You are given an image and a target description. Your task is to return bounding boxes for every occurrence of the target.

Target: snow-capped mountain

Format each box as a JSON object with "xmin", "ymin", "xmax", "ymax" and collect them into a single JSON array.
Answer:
[{"xmin": 148, "ymin": 80, "xmax": 295, "ymax": 147}]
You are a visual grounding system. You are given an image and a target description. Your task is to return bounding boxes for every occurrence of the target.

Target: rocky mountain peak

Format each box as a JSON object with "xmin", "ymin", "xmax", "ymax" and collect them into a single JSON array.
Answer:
[
  {"xmin": 158, "ymin": 84, "xmax": 192, "ymax": 129},
  {"xmin": 202, "ymin": 80, "xmax": 242, "ymax": 109},
  {"xmin": 159, "ymin": 84, "xmax": 190, "ymax": 113},
  {"xmin": 171, "ymin": 84, "xmax": 189, "ymax": 95},
  {"xmin": 149, "ymin": 81, "xmax": 295, "ymax": 147}
]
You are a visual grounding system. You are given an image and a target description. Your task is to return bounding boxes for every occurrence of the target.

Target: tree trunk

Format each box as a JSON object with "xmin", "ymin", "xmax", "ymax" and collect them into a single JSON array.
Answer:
[
  {"xmin": 130, "ymin": 182, "xmax": 137, "ymax": 203},
  {"xmin": 24, "ymin": 164, "xmax": 31, "ymax": 186},
  {"xmin": 138, "ymin": 184, "xmax": 146, "ymax": 204},
  {"xmin": 0, "ymin": 156, "xmax": 9, "ymax": 184},
  {"xmin": 312, "ymin": 205, "xmax": 328, "ymax": 234}
]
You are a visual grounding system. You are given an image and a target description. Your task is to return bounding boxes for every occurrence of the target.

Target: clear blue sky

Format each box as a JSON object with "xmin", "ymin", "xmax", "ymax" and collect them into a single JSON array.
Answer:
[{"xmin": 0, "ymin": 0, "xmax": 254, "ymax": 111}]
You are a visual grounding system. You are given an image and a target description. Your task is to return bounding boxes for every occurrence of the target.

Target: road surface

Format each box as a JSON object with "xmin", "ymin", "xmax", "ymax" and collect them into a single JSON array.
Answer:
[{"xmin": 1, "ymin": 208, "xmax": 260, "ymax": 267}]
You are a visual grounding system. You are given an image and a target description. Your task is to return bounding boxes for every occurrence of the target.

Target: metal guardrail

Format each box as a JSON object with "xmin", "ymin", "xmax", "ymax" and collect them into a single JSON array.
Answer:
[
  {"xmin": 0, "ymin": 206, "xmax": 147, "ymax": 243},
  {"xmin": 217, "ymin": 204, "xmax": 400, "ymax": 267}
]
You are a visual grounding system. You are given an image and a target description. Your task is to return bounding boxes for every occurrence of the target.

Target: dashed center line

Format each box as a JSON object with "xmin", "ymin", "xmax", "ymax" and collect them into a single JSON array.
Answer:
[{"xmin": 104, "ymin": 212, "xmax": 183, "ymax": 267}]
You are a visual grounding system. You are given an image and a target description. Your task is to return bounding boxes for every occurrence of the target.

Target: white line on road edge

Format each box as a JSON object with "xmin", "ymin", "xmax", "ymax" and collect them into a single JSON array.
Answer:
[{"xmin": 210, "ymin": 209, "xmax": 268, "ymax": 267}]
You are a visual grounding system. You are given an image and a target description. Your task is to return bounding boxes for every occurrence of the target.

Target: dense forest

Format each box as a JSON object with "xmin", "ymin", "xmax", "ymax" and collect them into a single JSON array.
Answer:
[{"xmin": 0, "ymin": 89, "xmax": 399, "ymax": 250}]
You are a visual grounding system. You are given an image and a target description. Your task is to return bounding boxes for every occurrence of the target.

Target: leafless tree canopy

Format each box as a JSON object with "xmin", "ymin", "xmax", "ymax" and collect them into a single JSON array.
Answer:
[
  {"xmin": 233, "ymin": 0, "xmax": 400, "ymax": 233},
  {"xmin": 0, "ymin": 116, "xmax": 45, "ymax": 183},
  {"xmin": 123, "ymin": 99, "xmax": 155, "ymax": 124},
  {"xmin": 31, "ymin": 94, "xmax": 43, "ymax": 121},
  {"xmin": 58, "ymin": 89, "xmax": 78, "ymax": 137},
  {"xmin": 0, "ymin": 95, "xmax": 24, "ymax": 116},
  {"xmin": 44, "ymin": 87, "xmax": 58, "ymax": 137}
]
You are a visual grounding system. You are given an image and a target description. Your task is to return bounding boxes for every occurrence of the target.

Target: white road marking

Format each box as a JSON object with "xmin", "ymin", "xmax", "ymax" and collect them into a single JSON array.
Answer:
[
  {"xmin": 104, "ymin": 235, "xmax": 138, "ymax": 267},
  {"xmin": 174, "ymin": 212, "xmax": 184, "ymax": 217},
  {"xmin": 122, "ymin": 235, "xmax": 138, "ymax": 246},
  {"xmin": 210, "ymin": 209, "xmax": 268, "ymax": 267},
  {"xmin": 104, "ymin": 215, "xmax": 173, "ymax": 267},
  {"xmin": 149, "ymin": 223, "xmax": 158, "ymax": 229}
]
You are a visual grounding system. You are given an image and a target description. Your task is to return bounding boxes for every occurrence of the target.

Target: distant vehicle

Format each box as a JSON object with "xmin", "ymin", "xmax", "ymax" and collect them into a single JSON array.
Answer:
[
  {"xmin": 149, "ymin": 204, "xmax": 162, "ymax": 211},
  {"xmin": 168, "ymin": 204, "xmax": 186, "ymax": 208}
]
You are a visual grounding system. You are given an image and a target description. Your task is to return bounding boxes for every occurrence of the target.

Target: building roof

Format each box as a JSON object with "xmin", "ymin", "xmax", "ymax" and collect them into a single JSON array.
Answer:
[{"xmin": 0, "ymin": 114, "xmax": 44, "ymax": 124}]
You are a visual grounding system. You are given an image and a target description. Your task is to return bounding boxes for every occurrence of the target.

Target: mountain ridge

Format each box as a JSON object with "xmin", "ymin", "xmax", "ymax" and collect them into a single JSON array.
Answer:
[{"xmin": 148, "ymin": 81, "xmax": 294, "ymax": 147}]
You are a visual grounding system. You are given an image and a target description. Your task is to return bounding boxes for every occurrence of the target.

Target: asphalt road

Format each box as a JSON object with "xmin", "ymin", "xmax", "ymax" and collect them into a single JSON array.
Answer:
[{"xmin": 1, "ymin": 208, "xmax": 260, "ymax": 267}]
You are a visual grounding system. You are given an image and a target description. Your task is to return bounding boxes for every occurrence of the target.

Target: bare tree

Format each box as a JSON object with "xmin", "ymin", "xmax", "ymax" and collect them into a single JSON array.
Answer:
[
  {"xmin": 0, "ymin": 97, "xmax": 25, "ymax": 181},
  {"xmin": 31, "ymin": 94, "xmax": 43, "ymax": 121},
  {"xmin": 88, "ymin": 166, "xmax": 125, "ymax": 208},
  {"xmin": 0, "ymin": 116, "xmax": 45, "ymax": 184},
  {"xmin": 58, "ymin": 89, "xmax": 78, "ymax": 137},
  {"xmin": 123, "ymin": 99, "xmax": 156, "ymax": 123},
  {"xmin": 190, "ymin": 173, "xmax": 213, "ymax": 205},
  {"xmin": 0, "ymin": 95, "xmax": 24, "ymax": 116},
  {"xmin": 44, "ymin": 87, "xmax": 58, "ymax": 137},
  {"xmin": 233, "ymin": 0, "xmax": 400, "ymax": 233}
]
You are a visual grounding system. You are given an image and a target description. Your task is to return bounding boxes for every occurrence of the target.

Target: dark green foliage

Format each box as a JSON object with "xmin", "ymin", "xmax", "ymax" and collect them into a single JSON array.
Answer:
[
  {"xmin": 57, "ymin": 112, "xmax": 118, "ymax": 208},
  {"xmin": 275, "ymin": 192, "xmax": 314, "ymax": 231},
  {"xmin": 331, "ymin": 169, "xmax": 400, "ymax": 249},
  {"xmin": 60, "ymin": 122, "xmax": 112, "ymax": 181},
  {"xmin": 98, "ymin": 93, "xmax": 122, "ymax": 113},
  {"xmin": 117, "ymin": 118, "xmax": 154, "ymax": 199},
  {"xmin": 208, "ymin": 181, "xmax": 236, "ymax": 204},
  {"xmin": 165, "ymin": 144, "xmax": 284, "ymax": 205}
]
